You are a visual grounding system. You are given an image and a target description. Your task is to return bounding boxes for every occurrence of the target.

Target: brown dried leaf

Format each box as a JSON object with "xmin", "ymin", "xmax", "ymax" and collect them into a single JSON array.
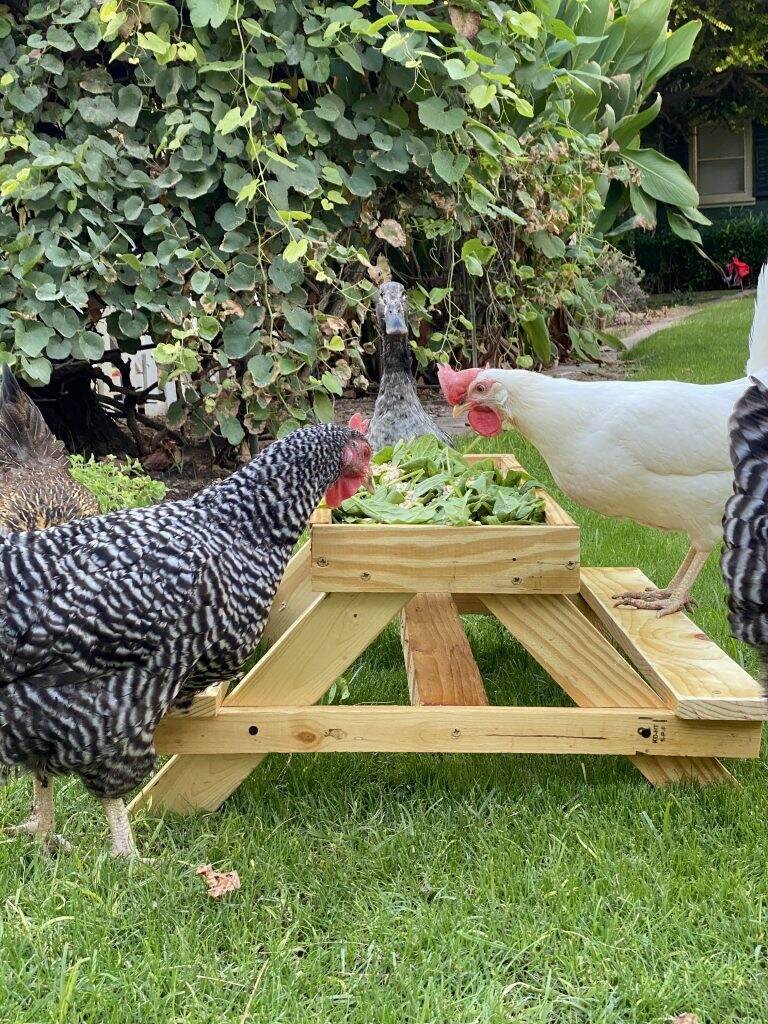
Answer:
[
  {"xmin": 374, "ymin": 219, "xmax": 407, "ymax": 249},
  {"xmin": 669, "ymin": 1015, "xmax": 700, "ymax": 1024},
  {"xmin": 221, "ymin": 299, "xmax": 245, "ymax": 318},
  {"xmin": 320, "ymin": 315, "xmax": 347, "ymax": 338},
  {"xmin": 196, "ymin": 864, "xmax": 241, "ymax": 899},
  {"xmin": 367, "ymin": 255, "xmax": 392, "ymax": 286},
  {"xmin": 448, "ymin": 5, "xmax": 480, "ymax": 39}
]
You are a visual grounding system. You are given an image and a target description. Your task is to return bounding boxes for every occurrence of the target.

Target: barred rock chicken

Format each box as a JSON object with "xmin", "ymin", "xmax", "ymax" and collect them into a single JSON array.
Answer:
[
  {"xmin": 368, "ymin": 282, "xmax": 452, "ymax": 451},
  {"xmin": 0, "ymin": 365, "xmax": 98, "ymax": 534},
  {"xmin": 0, "ymin": 416, "xmax": 372, "ymax": 857},
  {"xmin": 721, "ymin": 377, "xmax": 768, "ymax": 678},
  {"xmin": 439, "ymin": 265, "xmax": 768, "ymax": 617}
]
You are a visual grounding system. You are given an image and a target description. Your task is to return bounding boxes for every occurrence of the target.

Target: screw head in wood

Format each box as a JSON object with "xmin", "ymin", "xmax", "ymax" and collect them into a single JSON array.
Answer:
[
  {"xmin": 316, "ymin": 557, "xmax": 328, "ymax": 567},
  {"xmin": 566, "ymin": 560, "xmax": 578, "ymax": 569},
  {"xmin": 360, "ymin": 571, "xmax": 371, "ymax": 581},
  {"xmin": 512, "ymin": 576, "xmax": 522, "ymax": 586},
  {"xmin": 451, "ymin": 727, "xmax": 461, "ymax": 738}
]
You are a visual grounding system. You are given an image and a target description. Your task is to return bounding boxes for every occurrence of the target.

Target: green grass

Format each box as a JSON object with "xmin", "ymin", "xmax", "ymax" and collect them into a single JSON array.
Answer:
[{"xmin": 1, "ymin": 295, "xmax": 766, "ymax": 1023}]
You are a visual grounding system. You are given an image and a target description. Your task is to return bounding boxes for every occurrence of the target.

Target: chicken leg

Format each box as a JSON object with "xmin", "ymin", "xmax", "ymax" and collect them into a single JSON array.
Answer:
[
  {"xmin": 613, "ymin": 547, "xmax": 710, "ymax": 617},
  {"xmin": 4, "ymin": 776, "xmax": 72, "ymax": 854},
  {"xmin": 100, "ymin": 797, "xmax": 144, "ymax": 859}
]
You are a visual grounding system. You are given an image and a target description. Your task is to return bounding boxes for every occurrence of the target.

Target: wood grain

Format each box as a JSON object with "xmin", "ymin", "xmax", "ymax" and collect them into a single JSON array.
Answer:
[
  {"xmin": 400, "ymin": 594, "xmax": 488, "ymax": 706},
  {"xmin": 483, "ymin": 593, "xmax": 755, "ymax": 784},
  {"xmin": 131, "ymin": 590, "xmax": 411, "ymax": 815},
  {"xmin": 154, "ymin": 705, "xmax": 758, "ymax": 759},
  {"xmin": 262, "ymin": 543, "xmax": 315, "ymax": 647},
  {"xmin": 311, "ymin": 523, "xmax": 580, "ymax": 594},
  {"xmin": 581, "ymin": 567, "xmax": 768, "ymax": 721}
]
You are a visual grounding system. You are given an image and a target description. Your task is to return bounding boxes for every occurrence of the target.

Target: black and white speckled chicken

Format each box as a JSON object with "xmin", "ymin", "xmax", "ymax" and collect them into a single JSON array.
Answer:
[
  {"xmin": 721, "ymin": 375, "xmax": 768, "ymax": 690},
  {"xmin": 0, "ymin": 365, "xmax": 98, "ymax": 534},
  {"xmin": 0, "ymin": 418, "xmax": 372, "ymax": 857},
  {"xmin": 367, "ymin": 282, "xmax": 453, "ymax": 452}
]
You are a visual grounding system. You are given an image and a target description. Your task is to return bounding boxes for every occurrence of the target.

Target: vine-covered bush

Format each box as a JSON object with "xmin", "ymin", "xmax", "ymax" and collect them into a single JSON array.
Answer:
[
  {"xmin": 631, "ymin": 211, "xmax": 768, "ymax": 293},
  {"xmin": 0, "ymin": 0, "xmax": 701, "ymax": 446}
]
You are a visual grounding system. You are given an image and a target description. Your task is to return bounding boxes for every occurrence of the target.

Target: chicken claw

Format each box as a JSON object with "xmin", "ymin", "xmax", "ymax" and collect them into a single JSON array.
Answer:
[
  {"xmin": 3, "ymin": 776, "xmax": 72, "ymax": 855},
  {"xmin": 612, "ymin": 590, "xmax": 695, "ymax": 616}
]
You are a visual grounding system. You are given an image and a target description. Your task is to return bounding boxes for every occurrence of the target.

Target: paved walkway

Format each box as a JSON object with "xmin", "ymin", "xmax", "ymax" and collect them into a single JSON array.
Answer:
[{"xmin": 621, "ymin": 289, "xmax": 754, "ymax": 351}]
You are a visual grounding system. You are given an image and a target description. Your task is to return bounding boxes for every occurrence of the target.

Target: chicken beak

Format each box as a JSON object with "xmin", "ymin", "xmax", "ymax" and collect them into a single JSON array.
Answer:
[{"xmin": 452, "ymin": 402, "xmax": 470, "ymax": 419}]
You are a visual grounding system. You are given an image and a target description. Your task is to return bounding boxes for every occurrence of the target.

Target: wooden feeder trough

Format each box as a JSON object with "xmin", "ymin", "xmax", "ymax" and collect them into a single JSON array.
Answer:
[{"xmin": 132, "ymin": 455, "xmax": 768, "ymax": 816}]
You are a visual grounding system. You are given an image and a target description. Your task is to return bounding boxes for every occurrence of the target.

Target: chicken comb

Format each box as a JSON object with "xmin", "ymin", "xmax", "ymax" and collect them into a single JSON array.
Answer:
[
  {"xmin": 437, "ymin": 364, "xmax": 482, "ymax": 405},
  {"xmin": 348, "ymin": 412, "xmax": 369, "ymax": 435}
]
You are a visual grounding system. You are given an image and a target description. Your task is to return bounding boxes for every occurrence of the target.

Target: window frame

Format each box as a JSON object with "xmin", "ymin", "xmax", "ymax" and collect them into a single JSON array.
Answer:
[{"xmin": 689, "ymin": 122, "xmax": 755, "ymax": 207}]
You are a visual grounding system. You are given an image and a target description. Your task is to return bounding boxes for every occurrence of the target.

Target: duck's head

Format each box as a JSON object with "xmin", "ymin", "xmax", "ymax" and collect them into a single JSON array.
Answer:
[{"xmin": 375, "ymin": 282, "xmax": 408, "ymax": 337}]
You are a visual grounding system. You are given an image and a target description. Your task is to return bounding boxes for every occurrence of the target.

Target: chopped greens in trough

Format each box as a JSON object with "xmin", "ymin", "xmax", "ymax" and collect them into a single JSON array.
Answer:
[{"xmin": 333, "ymin": 436, "xmax": 545, "ymax": 526}]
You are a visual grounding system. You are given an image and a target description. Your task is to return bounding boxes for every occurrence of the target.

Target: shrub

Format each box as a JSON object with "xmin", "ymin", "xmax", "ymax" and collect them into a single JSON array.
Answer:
[
  {"xmin": 597, "ymin": 247, "xmax": 647, "ymax": 315},
  {"xmin": 68, "ymin": 454, "xmax": 167, "ymax": 512},
  {"xmin": 630, "ymin": 212, "xmax": 768, "ymax": 294},
  {"xmin": 0, "ymin": 1, "xmax": 702, "ymax": 446}
]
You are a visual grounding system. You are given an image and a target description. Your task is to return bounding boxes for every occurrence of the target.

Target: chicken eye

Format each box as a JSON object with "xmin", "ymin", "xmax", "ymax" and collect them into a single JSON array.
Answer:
[{"xmin": 476, "ymin": 383, "xmax": 486, "ymax": 393}]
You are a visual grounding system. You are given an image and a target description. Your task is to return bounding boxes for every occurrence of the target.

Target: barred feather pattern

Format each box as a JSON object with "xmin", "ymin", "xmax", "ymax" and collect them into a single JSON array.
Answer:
[
  {"xmin": 721, "ymin": 376, "xmax": 768, "ymax": 685},
  {"xmin": 0, "ymin": 365, "xmax": 98, "ymax": 534},
  {"xmin": 0, "ymin": 423, "xmax": 359, "ymax": 798}
]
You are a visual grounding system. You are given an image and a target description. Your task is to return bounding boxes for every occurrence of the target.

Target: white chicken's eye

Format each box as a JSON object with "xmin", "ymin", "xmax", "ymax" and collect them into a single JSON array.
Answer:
[{"xmin": 476, "ymin": 384, "xmax": 486, "ymax": 393}]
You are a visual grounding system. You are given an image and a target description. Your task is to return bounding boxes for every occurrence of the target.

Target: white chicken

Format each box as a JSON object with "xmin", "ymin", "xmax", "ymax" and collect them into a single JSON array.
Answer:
[{"xmin": 439, "ymin": 265, "xmax": 768, "ymax": 616}]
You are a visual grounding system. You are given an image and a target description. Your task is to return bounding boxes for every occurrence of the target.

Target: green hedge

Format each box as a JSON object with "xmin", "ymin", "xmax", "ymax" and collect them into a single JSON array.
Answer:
[{"xmin": 631, "ymin": 211, "xmax": 768, "ymax": 293}]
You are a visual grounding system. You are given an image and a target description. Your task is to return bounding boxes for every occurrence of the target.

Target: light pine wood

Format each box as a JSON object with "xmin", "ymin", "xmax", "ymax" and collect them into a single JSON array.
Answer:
[
  {"xmin": 311, "ymin": 523, "xmax": 580, "ymax": 594},
  {"xmin": 309, "ymin": 505, "xmax": 333, "ymax": 525},
  {"xmin": 154, "ymin": 705, "xmax": 757, "ymax": 759},
  {"xmin": 165, "ymin": 683, "xmax": 226, "ymax": 719},
  {"xmin": 131, "ymin": 590, "xmax": 412, "ymax": 815},
  {"xmin": 581, "ymin": 567, "xmax": 768, "ymax": 721},
  {"xmin": 400, "ymin": 594, "xmax": 488, "ymax": 706},
  {"xmin": 483, "ymin": 593, "xmax": 752, "ymax": 784},
  {"xmin": 262, "ymin": 543, "xmax": 315, "ymax": 647}
]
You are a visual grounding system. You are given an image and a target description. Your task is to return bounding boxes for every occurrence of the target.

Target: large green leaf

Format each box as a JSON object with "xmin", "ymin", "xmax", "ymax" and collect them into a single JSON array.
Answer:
[
  {"xmin": 667, "ymin": 210, "xmax": 702, "ymax": 245},
  {"xmin": 644, "ymin": 21, "xmax": 701, "ymax": 93},
  {"xmin": 612, "ymin": 93, "xmax": 661, "ymax": 149},
  {"xmin": 623, "ymin": 148, "xmax": 699, "ymax": 207},
  {"xmin": 521, "ymin": 313, "xmax": 552, "ymax": 364}
]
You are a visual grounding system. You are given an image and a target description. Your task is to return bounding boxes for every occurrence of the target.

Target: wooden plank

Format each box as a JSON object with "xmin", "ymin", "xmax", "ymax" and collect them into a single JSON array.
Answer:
[
  {"xmin": 310, "ymin": 505, "xmax": 332, "ymax": 525},
  {"xmin": 400, "ymin": 594, "xmax": 488, "ymax": 706},
  {"xmin": 262, "ymin": 543, "xmax": 315, "ymax": 647},
  {"xmin": 154, "ymin": 705, "xmax": 758, "ymax": 759},
  {"xmin": 452, "ymin": 594, "xmax": 491, "ymax": 615},
  {"xmin": 311, "ymin": 523, "xmax": 580, "ymax": 594},
  {"xmin": 483, "ymin": 593, "xmax": 755, "ymax": 784},
  {"xmin": 132, "ymin": 590, "xmax": 412, "ymax": 815},
  {"xmin": 165, "ymin": 682, "xmax": 225, "ymax": 719},
  {"xmin": 581, "ymin": 567, "xmax": 768, "ymax": 721}
]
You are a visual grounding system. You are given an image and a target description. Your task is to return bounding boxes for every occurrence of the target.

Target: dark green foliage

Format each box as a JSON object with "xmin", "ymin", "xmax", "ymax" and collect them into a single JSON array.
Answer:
[
  {"xmin": 0, "ymin": 0, "xmax": 700, "ymax": 445},
  {"xmin": 631, "ymin": 212, "xmax": 768, "ymax": 293}
]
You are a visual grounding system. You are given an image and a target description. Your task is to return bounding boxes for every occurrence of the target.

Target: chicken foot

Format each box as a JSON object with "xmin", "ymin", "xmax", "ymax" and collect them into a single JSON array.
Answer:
[
  {"xmin": 100, "ymin": 797, "xmax": 146, "ymax": 860},
  {"xmin": 4, "ymin": 776, "xmax": 72, "ymax": 854},
  {"xmin": 613, "ymin": 547, "xmax": 710, "ymax": 617}
]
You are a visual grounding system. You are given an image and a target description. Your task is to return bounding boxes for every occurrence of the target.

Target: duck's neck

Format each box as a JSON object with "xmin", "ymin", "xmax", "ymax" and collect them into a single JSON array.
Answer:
[{"xmin": 380, "ymin": 333, "xmax": 413, "ymax": 379}]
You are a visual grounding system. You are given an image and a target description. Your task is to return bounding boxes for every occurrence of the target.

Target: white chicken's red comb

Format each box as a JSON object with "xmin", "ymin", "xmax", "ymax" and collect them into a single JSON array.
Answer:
[{"xmin": 348, "ymin": 412, "xmax": 369, "ymax": 434}]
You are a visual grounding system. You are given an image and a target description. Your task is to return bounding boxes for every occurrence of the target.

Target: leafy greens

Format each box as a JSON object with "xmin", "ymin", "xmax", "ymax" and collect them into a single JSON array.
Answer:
[{"xmin": 334, "ymin": 436, "xmax": 545, "ymax": 527}]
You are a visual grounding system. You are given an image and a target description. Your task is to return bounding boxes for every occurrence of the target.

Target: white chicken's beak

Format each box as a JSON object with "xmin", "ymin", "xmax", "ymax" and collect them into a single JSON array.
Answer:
[{"xmin": 452, "ymin": 402, "xmax": 470, "ymax": 419}]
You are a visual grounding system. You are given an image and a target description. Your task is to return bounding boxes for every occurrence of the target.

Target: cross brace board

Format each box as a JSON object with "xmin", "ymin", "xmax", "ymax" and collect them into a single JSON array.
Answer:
[{"xmin": 131, "ymin": 458, "xmax": 765, "ymax": 816}]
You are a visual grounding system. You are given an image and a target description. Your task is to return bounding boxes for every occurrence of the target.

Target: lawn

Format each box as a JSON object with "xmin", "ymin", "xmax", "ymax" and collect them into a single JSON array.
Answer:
[{"xmin": 2, "ymin": 295, "xmax": 767, "ymax": 1024}]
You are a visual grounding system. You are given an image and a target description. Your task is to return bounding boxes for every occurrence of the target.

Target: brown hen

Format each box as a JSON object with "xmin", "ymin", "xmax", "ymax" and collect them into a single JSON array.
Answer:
[{"xmin": 0, "ymin": 365, "xmax": 98, "ymax": 535}]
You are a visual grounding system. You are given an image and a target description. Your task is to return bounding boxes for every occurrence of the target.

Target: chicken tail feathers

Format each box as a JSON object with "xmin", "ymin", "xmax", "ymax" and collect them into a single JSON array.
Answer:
[
  {"xmin": 0, "ymin": 365, "xmax": 67, "ymax": 472},
  {"xmin": 745, "ymin": 262, "xmax": 768, "ymax": 376},
  {"xmin": 721, "ymin": 376, "xmax": 768, "ymax": 684}
]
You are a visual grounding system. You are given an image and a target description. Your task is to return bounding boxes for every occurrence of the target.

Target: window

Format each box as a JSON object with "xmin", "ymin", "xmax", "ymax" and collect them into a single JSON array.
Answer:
[{"xmin": 691, "ymin": 123, "xmax": 754, "ymax": 206}]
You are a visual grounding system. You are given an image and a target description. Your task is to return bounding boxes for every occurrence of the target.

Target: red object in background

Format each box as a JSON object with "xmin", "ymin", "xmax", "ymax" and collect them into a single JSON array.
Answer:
[{"xmin": 725, "ymin": 256, "xmax": 751, "ymax": 288}]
